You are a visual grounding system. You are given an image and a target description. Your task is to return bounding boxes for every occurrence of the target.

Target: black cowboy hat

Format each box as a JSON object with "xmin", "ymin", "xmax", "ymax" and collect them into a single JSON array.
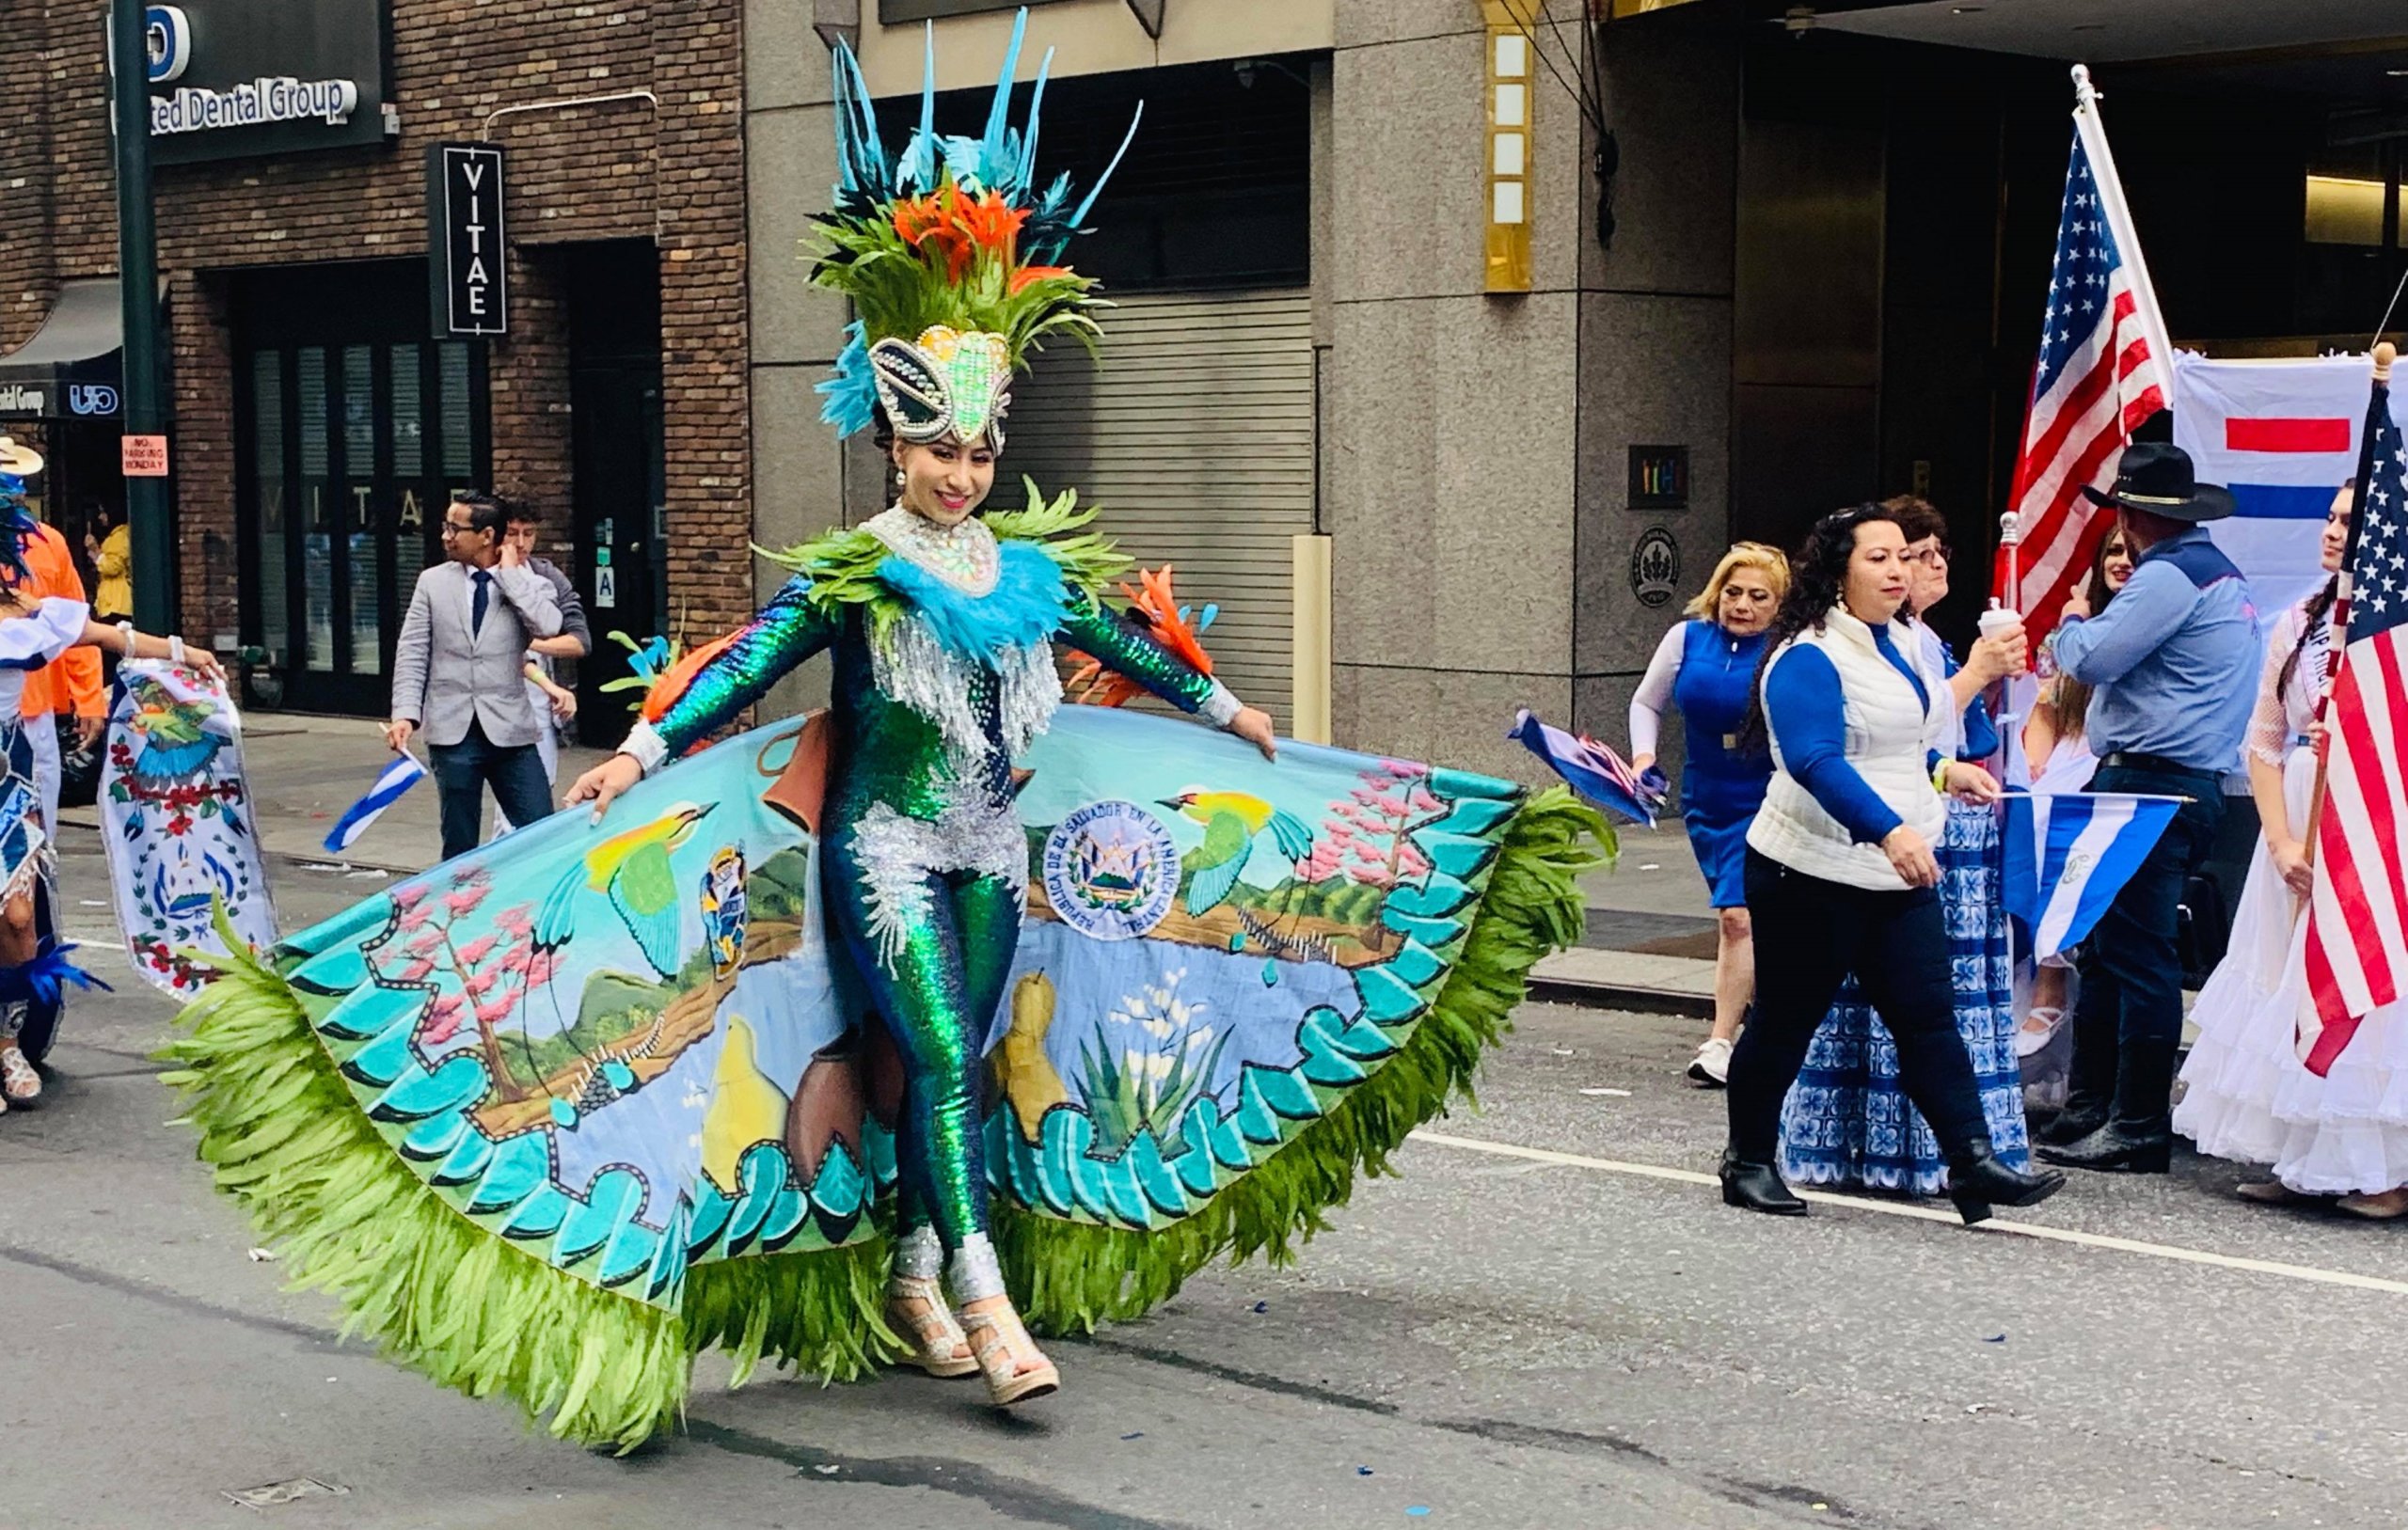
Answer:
[{"xmin": 2081, "ymin": 441, "xmax": 2237, "ymax": 523}]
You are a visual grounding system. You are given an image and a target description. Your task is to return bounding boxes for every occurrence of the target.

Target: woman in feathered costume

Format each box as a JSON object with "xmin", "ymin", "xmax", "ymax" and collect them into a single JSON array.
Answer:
[{"xmin": 567, "ymin": 24, "xmax": 1274, "ymax": 1405}]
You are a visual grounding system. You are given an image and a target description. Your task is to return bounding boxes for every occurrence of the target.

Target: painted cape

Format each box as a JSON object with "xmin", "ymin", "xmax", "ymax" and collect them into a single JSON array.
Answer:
[
  {"xmin": 101, "ymin": 658, "xmax": 276, "ymax": 996},
  {"xmin": 169, "ymin": 703, "xmax": 1601, "ymax": 1447}
]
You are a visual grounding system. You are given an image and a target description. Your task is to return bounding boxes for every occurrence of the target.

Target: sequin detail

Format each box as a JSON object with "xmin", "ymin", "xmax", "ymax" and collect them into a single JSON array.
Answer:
[
  {"xmin": 865, "ymin": 506, "xmax": 1001, "ymax": 595},
  {"xmin": 849, "ymin": 794, "xmax": 1030, "ymax": 971},
  {"xmin": 948, "ymin": 1231, "xmax": 1007, "ymax": 1303},
  {"xmin": 894, "ymin": 1222, "xmax": 944, "ymax": 1280},
  {"xmin": 869, "ymin": 611, "xmax": 1062, "ymax": 772}
]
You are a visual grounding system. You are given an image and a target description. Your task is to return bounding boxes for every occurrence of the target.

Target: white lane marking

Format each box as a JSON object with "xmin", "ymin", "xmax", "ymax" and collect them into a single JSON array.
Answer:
[{"xmin": 1410, "ymin": 1129, "xmax": 2408, "ymax": 1298}]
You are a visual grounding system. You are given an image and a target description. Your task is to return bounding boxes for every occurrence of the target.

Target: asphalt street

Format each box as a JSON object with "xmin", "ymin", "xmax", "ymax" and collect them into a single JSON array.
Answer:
[{"xmin": 5, "ymin": 832, "xmax": 2404, "ymax": 1530}]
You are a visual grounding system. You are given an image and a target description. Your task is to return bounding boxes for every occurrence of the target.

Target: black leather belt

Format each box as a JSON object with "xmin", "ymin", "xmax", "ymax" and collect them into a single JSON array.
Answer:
[{"xmin": 2097, "ymin": 751, "xmax": 2217, "ymax": 780}]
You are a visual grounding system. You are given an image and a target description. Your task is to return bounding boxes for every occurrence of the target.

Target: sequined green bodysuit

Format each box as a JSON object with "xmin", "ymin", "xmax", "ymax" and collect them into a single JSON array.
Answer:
[{"xmin": 634, "ymin": 507, "xmax": 1234, "ymax": 1298}]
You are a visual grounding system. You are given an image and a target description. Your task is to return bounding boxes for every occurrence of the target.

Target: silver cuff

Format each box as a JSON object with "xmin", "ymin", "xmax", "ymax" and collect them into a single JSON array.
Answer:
[
  {"xmin": 618, "ymin": 720, "xmax": 670, "ymax": 775},
  {"xmin": 946, "ymin": 1232, "xmax": 1006, "ymax": 1303},
  {"xmin": 893, "ymin": 1223, "xmax": 943, "ymax": 1281},
  {"xmin": 1199, "ymin": 679, "xmax": 1244, "ymax": 730}
]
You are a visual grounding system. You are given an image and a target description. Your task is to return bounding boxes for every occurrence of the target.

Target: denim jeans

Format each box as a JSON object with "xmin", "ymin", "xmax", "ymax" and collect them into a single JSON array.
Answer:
[
  {"xmin": 428, "ymin": 720, "xmax": 555, "ymax": 863},
  {"xmin": 2067, "ymin": 762, "xmax": 2226, "ymax": 1134}
]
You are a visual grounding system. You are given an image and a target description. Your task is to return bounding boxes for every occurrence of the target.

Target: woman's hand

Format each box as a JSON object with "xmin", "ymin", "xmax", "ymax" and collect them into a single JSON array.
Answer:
[
  {"xmin": 2271, "ymin": 837, "xmax": 2315, "ymax": 899},
  {"xmin": 1882, "ymin": 824, "xmax": 1941, "ymax": 889},
  {"xmin": 565, "ymin": 753, "xmax": 645, "ymax": 822},
  {"xmin": 182, "ymin": 644, "xmax": 225, "ymax": 682},
  {"xmin": 1631, "ymin": 752, "xmax": 1657, "ymax": 775},
  {"xmin": 2307, "ymin": 719, "xmax": 2331, "ymax": 754},
  {"xmin": 1966, "ymin": 623, "xmax": 2029, "ymax": 684},
  {"xmin": 1228, "ymin": 705, "xmax": 1278, "ymax": 761},
  {"xmin": 1941, "ymin": 761, "xmax": 2001, "ymax": 804}
]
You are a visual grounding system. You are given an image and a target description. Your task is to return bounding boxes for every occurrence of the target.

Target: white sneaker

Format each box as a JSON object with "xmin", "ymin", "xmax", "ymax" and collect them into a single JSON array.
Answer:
[{"xmin": 1687, "ymin": 1035, "xmax": 1734, "ymax": 1087}]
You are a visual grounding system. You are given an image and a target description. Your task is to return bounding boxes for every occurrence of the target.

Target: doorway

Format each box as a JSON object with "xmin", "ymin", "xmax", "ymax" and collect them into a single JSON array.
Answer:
[{"xmin": 563, "ymin": 244, "xmax": 666, "ymax": 741}]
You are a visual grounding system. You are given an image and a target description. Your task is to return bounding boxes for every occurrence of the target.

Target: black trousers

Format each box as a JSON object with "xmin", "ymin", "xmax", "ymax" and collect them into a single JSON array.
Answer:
[
  {"xmin": 428, "ymin": 720, "xmax": 555, "ymax": 863},
  {"xmin": 1728, "ymin": 847, "xmax": 1988, "ymax": 1163}
]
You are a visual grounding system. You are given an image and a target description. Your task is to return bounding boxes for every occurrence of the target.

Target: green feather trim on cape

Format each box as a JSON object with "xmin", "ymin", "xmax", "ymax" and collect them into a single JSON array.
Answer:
[{"xmin": 159, "ymin": 909, "xmax": 902, "ymax": 1454}]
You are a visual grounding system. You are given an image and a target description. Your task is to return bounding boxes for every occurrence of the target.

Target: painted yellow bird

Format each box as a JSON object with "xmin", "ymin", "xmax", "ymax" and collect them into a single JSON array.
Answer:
[
  {"xmin": 701, "ymin": 1016, "xmax": 789, "ymax": 1194},
  {"xmin": 534, "ymin": 801, "xmax": 717, "ymax": 979},
  {"xmin": 992, "ymin": 970, "xmax": 1069, "ymax": 1144},
  {"xmin": 1158, "ymin": 789, "xmax": 1315, "ymax": 917}
]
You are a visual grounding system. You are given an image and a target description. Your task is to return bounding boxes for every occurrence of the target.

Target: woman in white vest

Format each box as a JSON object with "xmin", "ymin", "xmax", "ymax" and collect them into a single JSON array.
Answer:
[{"xmin": 1721, "ymin": 503, "xmax": 2067, "ymax": 1225}]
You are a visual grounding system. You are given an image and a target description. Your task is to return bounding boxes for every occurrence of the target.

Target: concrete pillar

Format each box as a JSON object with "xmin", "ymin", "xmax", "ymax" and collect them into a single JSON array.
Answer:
[
  {"xmin": 745, "ymin": 0, "xmax": 851, "ymax": 715},
  {"xmin": 1323, "ymin": 1, "xmax": 1589, "ymax": 781}
]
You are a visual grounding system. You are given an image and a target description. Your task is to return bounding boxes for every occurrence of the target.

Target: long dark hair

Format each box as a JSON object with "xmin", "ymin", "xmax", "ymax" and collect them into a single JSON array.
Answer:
[
  {"xmin": 1737, "ymin": 502, "xmax": 1903, "ymax": 751},
  {"xmin": 2276, "ymin": 478, "xmax": 2353, "ymax": 698},
  {"xmin": 2034, "ymin": 525, "xmax": 2131, "ymax": 741}
]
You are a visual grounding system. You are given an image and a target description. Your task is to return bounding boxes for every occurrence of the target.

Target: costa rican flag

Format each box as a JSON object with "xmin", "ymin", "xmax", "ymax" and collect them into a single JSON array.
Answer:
[
  {"xmin": 2173, "ymin": 352, "xmax": 2408, "ymax": 623},
  {"xmin": 1992, "ymin": 94, "xmax": 2174, "ymax": 643},
  {"xmin": 2303, "ymin": 371, "xmax": 2408, "ymax": 1074},
  {"xmin": 2001, "ymin": 791, "xmax": 2182, "ymax": 961}
]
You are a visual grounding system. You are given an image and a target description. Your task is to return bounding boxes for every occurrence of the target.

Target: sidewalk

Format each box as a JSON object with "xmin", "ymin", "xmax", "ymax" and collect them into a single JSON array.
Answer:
[{"xmin": 1545, "ymin": 823, "xmax": 1719, "ymax": 1015}]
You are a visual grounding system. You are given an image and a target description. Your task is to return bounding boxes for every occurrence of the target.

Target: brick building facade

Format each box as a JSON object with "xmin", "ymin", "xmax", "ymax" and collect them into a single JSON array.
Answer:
[{"xmin": 0, "ymin": 0, "xmax": 753, "ymax": 720}]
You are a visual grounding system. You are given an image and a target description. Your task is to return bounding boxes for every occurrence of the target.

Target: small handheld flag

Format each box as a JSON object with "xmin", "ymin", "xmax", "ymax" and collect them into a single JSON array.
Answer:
[
  {"xmin": 2000, "ymin": 790, "xmax": 2182, "ymax": 961},
  {"xmin": 325, "ymin": 752, "xmax": 429, "ymax": 854},
  {"xmin": 1509, "ymin": 710, "xmax": 1667, "ymax": 827}
]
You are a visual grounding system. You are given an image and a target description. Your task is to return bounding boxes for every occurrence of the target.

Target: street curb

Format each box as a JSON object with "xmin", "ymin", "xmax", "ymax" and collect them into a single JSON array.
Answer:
[{"xmin": 1526, "ymin": 972, "xmax": 1715, "ymax": 1019}]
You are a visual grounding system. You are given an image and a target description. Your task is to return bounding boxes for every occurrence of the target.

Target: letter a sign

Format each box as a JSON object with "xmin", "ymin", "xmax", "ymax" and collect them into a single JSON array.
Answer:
[{"xmin": 428, "ymin": 143, "xmax": 509, "ymax": 338}]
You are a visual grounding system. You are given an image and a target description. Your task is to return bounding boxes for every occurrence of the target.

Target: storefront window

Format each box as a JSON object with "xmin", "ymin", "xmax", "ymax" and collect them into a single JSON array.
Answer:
[
  {"xmin": 343, "ymin": 346, "xmax": 381, "ymax": 676},
  {"xmin": 390, "ymin": 345, "xmax": 428, "ymax": 598},
  {"xmin": 2305, "ymin": 148, "xmax": 2396, "ymax": 247},
  {"xmin": 252, "ymin": 352, "xmax": 287, "ymax": 665},
  {"xmin": 297, "ymin": 348, "xmax": 333, "ymax": 672}
]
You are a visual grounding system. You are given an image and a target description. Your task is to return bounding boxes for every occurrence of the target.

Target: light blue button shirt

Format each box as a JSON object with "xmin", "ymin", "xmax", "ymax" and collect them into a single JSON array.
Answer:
[{"xmin": 2054, "ymin": 528, "xmax": 2259, "ymax": 773}]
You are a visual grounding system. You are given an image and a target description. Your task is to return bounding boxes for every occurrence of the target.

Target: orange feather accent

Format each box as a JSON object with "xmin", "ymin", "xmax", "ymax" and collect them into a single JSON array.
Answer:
[
  {"xmin": 641, "ymin": 630, "xmax": 741, "ymax": 726},
  {"xmin": 1064, "ymin": 565, "xmax": 1217, "ymax": 709}
]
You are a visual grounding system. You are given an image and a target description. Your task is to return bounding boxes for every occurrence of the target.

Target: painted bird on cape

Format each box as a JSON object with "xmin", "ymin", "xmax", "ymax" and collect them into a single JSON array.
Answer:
[
  {"xmin": 1158, "ymin": 789, "xmax": 1315, "ymax": 918},
  {"xmin": 534, "ymin": 801, "xmax": 718, "ymax": 980},
  {"xmin": 122, "ymin": 676, "xmax": 228, "ymax": 780}
]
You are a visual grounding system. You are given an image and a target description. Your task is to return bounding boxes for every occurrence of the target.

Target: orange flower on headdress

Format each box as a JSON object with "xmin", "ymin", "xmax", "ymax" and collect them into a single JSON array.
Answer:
[
  {"xmin": 1008, "ymin": 264, "xmax": 1072, "ymax": 294},
  {"xmin": 957, "ymin": 189, "xmax": 1029, "ymax": 258}
]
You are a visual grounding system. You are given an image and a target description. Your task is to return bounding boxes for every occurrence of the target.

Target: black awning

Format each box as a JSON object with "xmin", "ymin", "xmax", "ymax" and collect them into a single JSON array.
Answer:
[{"xmin": 0, "ymin": 281, "xmax": 124, "ymax": 422}]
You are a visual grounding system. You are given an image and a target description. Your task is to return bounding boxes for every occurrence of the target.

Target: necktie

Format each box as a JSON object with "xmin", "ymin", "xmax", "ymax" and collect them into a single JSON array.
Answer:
[{"xmin": 471, "ymin": 569, "xmax": 492, "ymax": 638}]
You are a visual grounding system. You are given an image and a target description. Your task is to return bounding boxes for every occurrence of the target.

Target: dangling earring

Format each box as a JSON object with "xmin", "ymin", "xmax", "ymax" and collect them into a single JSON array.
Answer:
[{"xmin": 895, "ymin": 466, "xmax": 907, "ymax": 487}]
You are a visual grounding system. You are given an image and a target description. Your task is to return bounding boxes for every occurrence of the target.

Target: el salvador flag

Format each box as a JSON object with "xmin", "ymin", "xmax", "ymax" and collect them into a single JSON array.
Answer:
[
  {"xmin": 2000, "ymin": 792, "xmax": 2184, "ymax": 961},
  {"xmin": 324, "ymin": 752, "xmax": 430, "ymax": 854}
]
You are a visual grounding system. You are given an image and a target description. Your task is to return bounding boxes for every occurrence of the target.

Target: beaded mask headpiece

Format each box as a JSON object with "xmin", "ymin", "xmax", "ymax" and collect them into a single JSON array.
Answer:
[{"xmin": 813, "ymin": 8, "xmax": 1138, "ymax": 448}]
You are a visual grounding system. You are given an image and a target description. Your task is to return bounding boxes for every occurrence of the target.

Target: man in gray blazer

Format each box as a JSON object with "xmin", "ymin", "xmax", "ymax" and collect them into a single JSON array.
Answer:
[{"xmin": 387, "ymin": 491, "xmax": 565, "ymax": 860}]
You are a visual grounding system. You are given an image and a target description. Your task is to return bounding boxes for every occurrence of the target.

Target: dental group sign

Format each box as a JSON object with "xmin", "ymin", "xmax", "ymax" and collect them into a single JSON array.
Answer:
[{"xmin": 128, "ymin": 0, "xmax": 393, "ymax": 166}]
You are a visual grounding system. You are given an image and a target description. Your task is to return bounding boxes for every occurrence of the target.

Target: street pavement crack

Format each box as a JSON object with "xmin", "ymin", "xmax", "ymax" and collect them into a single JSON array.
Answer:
[
  {"xmin": 1084, "ymin": 1334, "xmax": 1908, "ymax": 1529},
  {"xmin": 684, "ymin": 1419, "xmax": 1200, "ymax": 1530}
]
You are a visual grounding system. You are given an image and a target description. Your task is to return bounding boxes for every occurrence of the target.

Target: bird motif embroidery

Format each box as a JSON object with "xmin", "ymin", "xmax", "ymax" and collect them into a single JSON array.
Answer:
[{"xmin": 122, "ymin": 677, "xmax": 227, "ymax": 781}]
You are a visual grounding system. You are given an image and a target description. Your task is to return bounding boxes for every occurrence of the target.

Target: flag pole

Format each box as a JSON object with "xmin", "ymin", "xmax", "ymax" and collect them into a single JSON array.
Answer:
[
  {"xmin": 2070, "ymin": 65, "xmax": 2177, "ymax": 402},
  {"xmin": 2301, "ymin": 339, "xmax": 2395, "ymax": 879}
]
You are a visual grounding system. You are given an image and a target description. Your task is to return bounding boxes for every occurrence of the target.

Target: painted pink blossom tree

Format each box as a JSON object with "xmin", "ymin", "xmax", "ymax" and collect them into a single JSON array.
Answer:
[{"xmin": 368, "ymin": 866, "xmax": 543, "ymax": 1100}]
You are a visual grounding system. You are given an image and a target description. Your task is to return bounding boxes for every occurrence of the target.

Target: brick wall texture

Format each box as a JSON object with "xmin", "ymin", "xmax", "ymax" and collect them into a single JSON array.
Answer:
[{"xmin": 0, "ymin": 0, "xmax": 752, "ymax": 661}]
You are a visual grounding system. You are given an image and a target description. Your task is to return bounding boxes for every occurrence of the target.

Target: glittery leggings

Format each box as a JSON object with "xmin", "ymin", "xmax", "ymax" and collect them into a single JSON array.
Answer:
[{"xmin": 823, "ymin": 832, "xmax": 1023, "ymax": 1300}]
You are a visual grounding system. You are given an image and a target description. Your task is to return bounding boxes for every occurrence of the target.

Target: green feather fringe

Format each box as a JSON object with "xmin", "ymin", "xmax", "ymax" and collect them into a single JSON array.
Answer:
[
  {"xmin": 995, "ymin": 786, "xmax": 1612, "ymax": 1333},
  {"xmin": 159, "ymin": 918, "xmax": 900, "ymax": 1453}
]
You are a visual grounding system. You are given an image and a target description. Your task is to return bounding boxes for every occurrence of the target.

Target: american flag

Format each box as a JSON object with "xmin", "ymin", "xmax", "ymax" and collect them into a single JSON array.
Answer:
[
  {"xmin": 1993, "ymin": 120, "xmax": 2172, "ymax": 640},
  {"xmin": 2304, "ymin": 374, "xmax": 2408, "ymax": 1074}
]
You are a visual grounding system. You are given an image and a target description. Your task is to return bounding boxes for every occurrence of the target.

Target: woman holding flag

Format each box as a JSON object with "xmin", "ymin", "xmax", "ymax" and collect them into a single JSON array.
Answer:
[
  {"xmin": 1628, "ymin": 542, "xmax": 1788, "ymax": 1086},
  {"xmin": 2174, "ymin": 481, "xmax": 2408, "ymax": 1218}
]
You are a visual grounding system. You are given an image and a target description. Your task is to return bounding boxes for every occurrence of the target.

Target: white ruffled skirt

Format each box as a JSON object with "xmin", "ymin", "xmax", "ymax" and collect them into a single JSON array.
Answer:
[{"xmin": 2174, "ymin": 747, "xmax": 2408, "ymax": 1193}]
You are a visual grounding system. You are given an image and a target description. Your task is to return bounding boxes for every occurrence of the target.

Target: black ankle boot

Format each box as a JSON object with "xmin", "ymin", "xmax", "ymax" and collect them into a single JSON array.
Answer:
[
  {"xmin": 1719, "ymin": 1150, "xmax": 1807, "ymax": 1216},
  {"xmin": 1944, "ymin": 1141, "xmax": 2067, "ymax": 1225},
  {"xmin": 2036, "ymin": 1099, "xmax": 2109, "ymax": 1146},
  {"xmin": 2035, "ymin": 1123, "xmax": 2172, "ymax": 1175}
]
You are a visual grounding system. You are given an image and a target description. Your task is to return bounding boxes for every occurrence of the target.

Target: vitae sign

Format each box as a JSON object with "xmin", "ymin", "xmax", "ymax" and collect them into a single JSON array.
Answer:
[{"xmin": 427, "ymin": 144, "xmax": 509, "ymax": 339}]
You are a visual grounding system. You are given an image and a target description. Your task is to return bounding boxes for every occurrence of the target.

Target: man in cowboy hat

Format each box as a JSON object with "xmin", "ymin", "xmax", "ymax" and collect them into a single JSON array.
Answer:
[{"xmin": 2037, "ymin": 441, "xmax": 2259, "ymax": 1173}]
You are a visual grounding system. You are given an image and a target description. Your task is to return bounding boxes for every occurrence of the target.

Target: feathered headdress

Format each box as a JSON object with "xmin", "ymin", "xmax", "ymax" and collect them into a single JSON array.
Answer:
[
  {"xmin": 0, "ymin": 476, "xmax": 42, "ymax": 590},
  {"xmin": 813, "ymin": 8, "xmax": 1141, "ymax": 449}
]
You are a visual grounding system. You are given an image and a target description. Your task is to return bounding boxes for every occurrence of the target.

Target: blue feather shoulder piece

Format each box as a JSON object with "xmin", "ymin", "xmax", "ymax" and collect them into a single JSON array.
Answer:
[{"xmin": 877, "ymin": 541, "xmax": 1069, "ymax": 660}]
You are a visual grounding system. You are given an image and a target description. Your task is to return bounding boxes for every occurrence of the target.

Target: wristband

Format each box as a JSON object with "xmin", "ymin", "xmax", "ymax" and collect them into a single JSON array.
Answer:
[
  {"xmin": 168, "ymin": 635, "xmax": 185, "ymax": 665},
  {"xmin": 1932, "ymin": 760, "xmax": 1953, "ymax": 795},
  {"xmin": 116, "ymin": 620, "xmax": 137, "ymax": 656}
]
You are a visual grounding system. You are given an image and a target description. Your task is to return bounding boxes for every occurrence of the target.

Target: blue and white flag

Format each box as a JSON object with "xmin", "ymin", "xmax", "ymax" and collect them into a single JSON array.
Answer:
[
  {"xmin": 325, "ymin": 751, "xmax": 429, "ymax": 854},
  {"xmin": 2000, "ymin": 791, "xmax": 2183, "ymax": 960}
]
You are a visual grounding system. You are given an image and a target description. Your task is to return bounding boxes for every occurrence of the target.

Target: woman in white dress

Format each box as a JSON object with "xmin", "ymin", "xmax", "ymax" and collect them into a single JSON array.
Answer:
[{"xmin": 2173, "ymin": 483, "xmax": 2408, "ymax": 1219}]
